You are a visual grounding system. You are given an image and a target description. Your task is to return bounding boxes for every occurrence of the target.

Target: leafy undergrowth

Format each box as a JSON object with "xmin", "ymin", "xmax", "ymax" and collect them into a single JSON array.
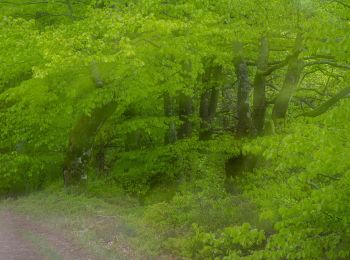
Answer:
[
  {"xmin": 1, "ymin": 163, "xmax": 252, "ymax": 259},
  {"xmin": 2, "ymin": 102, "xmax": 350, "ymax": 259},
  {"xmin": 0, "ymin": 154, "xmax": 269, "ymax": 259}
]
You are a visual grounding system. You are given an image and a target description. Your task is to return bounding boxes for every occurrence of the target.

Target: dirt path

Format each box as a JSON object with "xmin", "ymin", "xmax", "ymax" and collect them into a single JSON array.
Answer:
[
  {"xmin": 0, "ymin": 210, "xmax": 43, "ymax": 260},
  {"xmin": 0, "ymin": 209, "xmax": 99, "ymax": 260}
]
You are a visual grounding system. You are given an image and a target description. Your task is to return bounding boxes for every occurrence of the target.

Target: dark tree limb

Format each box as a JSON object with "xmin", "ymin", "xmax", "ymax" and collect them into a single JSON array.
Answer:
[
  {"xmin": 262, "ymin": 59, "xmax": 288, "ymax": 76},
  {"xmin": 300, "ymin": 86, "xmax": 350, "ymax": 117}
]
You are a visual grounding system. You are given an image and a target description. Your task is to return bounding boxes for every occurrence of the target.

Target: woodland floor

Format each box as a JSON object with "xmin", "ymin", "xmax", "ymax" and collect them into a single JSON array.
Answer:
[{"xmin": 0, "ymin": 208, "xmax": 99, "ymax": 260}]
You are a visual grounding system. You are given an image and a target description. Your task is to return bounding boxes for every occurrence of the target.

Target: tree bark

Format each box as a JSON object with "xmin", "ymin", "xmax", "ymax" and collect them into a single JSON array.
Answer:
[
  {"xmin": 163, "ymin": 92, "xmax": 177, "ymax": 144},
  {"xmin": 65, "ymin": 0, "xmax": 74, "ymax": 19},
  {"xmin": 199, "ymin": 87, "xmax": 219, "ymax": 140},
  {"xmin": 199, "ymin": 66, "xmax": 221, "ymax": 140},
  {"xmin": 221, "ymin": 83, "xmax": 235, "ymax": 131},
  {"xmin": 234, "ymin": 54, "xmax": 252, "ymax": 137},
  {"xmin": 63, "ymin": 62, "xmax": 117, "ymax": 186},
  {"xmin": 177, "ymin": 93, "xmax": 193, "ymax": 139},
  {"xmin": 95, "ymin": 143, "xmax": 106, "ymax": 174},
  {"xmin": 63, "ymin": 102, "xmax": 117, "ymax": 186},
  {"xmin": 272, "ymin": 34, "xmax": 304, "ymax": 122},
  {"xmin": 252, "ymin": 36, "xmax": 269, "ymax": 135}
]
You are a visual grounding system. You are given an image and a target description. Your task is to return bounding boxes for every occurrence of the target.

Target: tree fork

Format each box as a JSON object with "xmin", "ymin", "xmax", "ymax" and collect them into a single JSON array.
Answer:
[
  {"xmin": 272, "ymin": 33, "xmax": 304, "ymax": 122},
  {"xmin": 63, "ymin": 62, "xmax": 117, "ymax": 186},
  {"xmin": 63, "ymin": 102, "xmax": 117, "ymax": 186}
]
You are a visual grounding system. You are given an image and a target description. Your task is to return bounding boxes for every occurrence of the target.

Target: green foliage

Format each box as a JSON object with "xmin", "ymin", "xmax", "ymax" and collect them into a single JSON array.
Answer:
[
  {"xmin": 238, "ymin": 100, "xmax": 350, "ymax": 259},
  {"xmin": 0, "ymin": 153, "xmax": 59, "ymax": 196},
  {"xmin": 189, "ymin": 223, "xmax": 265, "ymax": 259},
  {"xmin": 1, "ymin": 0, "xmax": 350, "ymax": 258}
]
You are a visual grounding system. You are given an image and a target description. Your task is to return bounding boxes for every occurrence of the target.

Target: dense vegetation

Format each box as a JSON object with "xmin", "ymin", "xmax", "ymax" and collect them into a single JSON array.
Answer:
[{"xmin": 1, "ymin": 0, "xmax": 350, "ymax": 258}]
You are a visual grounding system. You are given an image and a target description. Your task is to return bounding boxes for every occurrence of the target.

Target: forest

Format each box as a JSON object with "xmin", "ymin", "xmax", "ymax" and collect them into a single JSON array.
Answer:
[{"xmin": 1, "ymin": 0, "xmax": 350, "ymax": 259}]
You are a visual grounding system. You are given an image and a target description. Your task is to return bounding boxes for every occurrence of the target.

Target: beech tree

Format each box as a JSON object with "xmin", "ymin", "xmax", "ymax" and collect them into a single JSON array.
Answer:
[{"xmin": 2, "ymin": 1, "xmax": 350, "ymax": 257}]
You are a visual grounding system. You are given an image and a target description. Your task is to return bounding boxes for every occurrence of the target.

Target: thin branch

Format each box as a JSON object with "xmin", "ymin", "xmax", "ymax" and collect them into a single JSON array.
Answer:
[
  {"xmin": 246, "ymin": 60, "xmax": 257, "ymax": 66},
  {"xmin": 266, "ymin": 83, "xmax": 279, "ymax": 91},
  {"xmin": 15, "ymin": 12, "xmax": 85, "ymax": 19},
  {"xmin": 299, "ymin": 68, "xmax": 323, "ymax": 87},
  {"xmin": 297, "ymin": 87, "xmax": 326, "ymax": 96},
  {"xmin": 333, "ymin": 0, "xmax": 350, "ymax": 9},
  {"xmin": 262, "ymin": 59, "xmax": 289, "ymax": 76},
  {"xmin": 317, "ymin": 173, "xmax": 341, "ymax": 181},
  {"xmin": 304, "ymin": 60, "xmax": 350, "ymax": 70},
  {"xmin": 0, "ymin": 1, "xmax": 50, "ymax": 5},
  {"xmin": 303, "ymin": 55, "xmax": 335, "ymax": 60}
]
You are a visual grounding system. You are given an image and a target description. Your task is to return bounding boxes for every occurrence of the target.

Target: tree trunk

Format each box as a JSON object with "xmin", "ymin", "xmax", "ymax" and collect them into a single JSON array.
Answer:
[
  {"xmin": 221, "ymin": 83, "xmax": 235, "ymax": 131},
  {"xmin": 63, "ymin": 62, "xmax": 117, "ymax": 186},
  {"xmin": 125, "ymin": 130, "xmax": 143, "ymax": 151},
  {"xmin": 235, "ymin": 55, "xmax": 252, "ymax": 137},
  {"xmin": 199, "ymin": 87, "xmax": 219, "ymax": 140},
  {"xmin": 199, "ymin": 66, "xmax": 221, "ymax": 140},
  {"xmin": 95, "ymin": 143, "xmax": 106, "ymax": 174},
  {"xmin": 65, "ymin": 0, "xmax": 74, "ymax": 19},
  {"xmin": 272, "ymin": 34, "xmax": 304, "ymax": 122},
  {"xmin": 252, "ymin": 36, "xmax": 269, "ymax": 135},
  {"xmin": 178, "ymin": 93, "xmax": 193, "ymax": 139},
  {"xmin": 163, "ymin": 92, "xmax": 177, "ymax": 144},
  {"xmin": 63, "ymin": 102, "xmax": 117, "ymax": 186}
]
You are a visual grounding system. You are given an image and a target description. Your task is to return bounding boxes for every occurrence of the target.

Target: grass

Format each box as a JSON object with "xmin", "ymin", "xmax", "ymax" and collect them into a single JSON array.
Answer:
[
  {"xmin": 0, "ymin": 180, "xmax": 183, "ymax": 259},
  {"xmin": 0, "ymin": 175, "xmax": 253, "ymax": 259},
  {"xmin": 1, "ymin": 186, "xmax": 146, "ymax": 259},
  {"xmin": 23, "ymin": 231, "xmax": 62, "ymax": 260}
]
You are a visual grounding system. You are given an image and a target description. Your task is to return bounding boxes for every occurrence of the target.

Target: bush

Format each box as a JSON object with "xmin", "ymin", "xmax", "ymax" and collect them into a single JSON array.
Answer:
[
  {"xmin": 188, "ymin": 223, "xmax": 265, "ymax": 259},
  {"xmin": 0, "ymin": 153, "xmax": 62, "ymax": 196}
]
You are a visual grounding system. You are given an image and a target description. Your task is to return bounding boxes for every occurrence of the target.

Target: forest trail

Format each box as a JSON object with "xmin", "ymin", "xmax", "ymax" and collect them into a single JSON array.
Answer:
[{"xmin": 0, "ymin": 208, "xmax": 98, "ymax": 260}]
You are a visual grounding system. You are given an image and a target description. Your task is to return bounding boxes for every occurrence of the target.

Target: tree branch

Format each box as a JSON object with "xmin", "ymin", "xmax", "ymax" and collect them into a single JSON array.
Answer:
[
  {"xmin": 333, "ymin": 0, "xmax": 350, "ymax": 9},
  {"xmin": 261, "ymin": 59, "xmax": 289, "ymax": 76},
  {"xmin": 300, "ymin": 86, "xmax": 350, "ymax": 117},
  {"xmin": 304, "ymin": 60, "xmax": 350, "ymax": 70}
]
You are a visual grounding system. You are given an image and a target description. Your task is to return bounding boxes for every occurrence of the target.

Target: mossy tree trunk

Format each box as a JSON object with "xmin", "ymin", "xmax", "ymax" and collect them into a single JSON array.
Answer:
[
  {"xmin": 199, "ymin": 66, "xmax": 222, "ymax": 140},
  {"xmin": 221, "ymin": 83, "xmax": 235, "ymax": 131},
  {"xmin": 63, "ymin": 102, "xmax": 117, "ymax": 186},
  {"xmin": 234, "ymin": 43, "xmax": 252, "ymax": 136},
  {"xmin": 272, "ymin": 34, "xmax": 304, "ymax": 122},
  {"xmin": 177, "ymin": 93, "xmax": 193, "ymax": 139},
  {"xmin": 199, "ymin": 87, "xmax": 219, "ymax": 140},
  {"xmin": 163, "ymin": 92, "xmax": 177, "ymax": 144},
  {"xmin": 63, "ymin": 63, "xmax": 117, "ymax": 186},
  {"xmin": 252, "ymin": 36, "xmax": 269, "ymax": 135}
]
